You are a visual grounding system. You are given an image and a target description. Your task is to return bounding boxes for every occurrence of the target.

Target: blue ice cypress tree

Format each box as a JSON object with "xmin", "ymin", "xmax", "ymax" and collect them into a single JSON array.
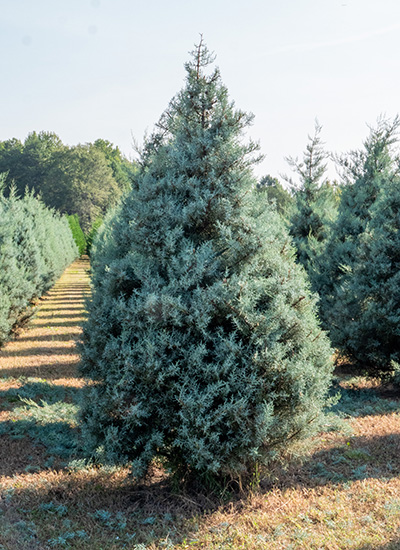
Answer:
[
  {"xmin": 319, "ymin": 117, "xmax": 400, "ymax": 351},
  {"xmin": 340, "ymin": 174, "xmax": 400, "ymax": 379},
  {"xmin": 0, "ymin": 178, "xmax": 77, "ymax": 345},
  {"xmin": 287, "ymin": 123, "xmax": 338, "ymax": 296},
  {"xmin": 80, "ymin": 40, "xmax": 333, "ymax": 482}
]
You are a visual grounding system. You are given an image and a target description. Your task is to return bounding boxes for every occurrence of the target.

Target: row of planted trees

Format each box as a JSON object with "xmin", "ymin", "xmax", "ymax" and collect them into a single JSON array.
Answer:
[
  {"xmin": 0, "ymin": 177, "xmax": 78, "ymax": 345},
  {"xmin": 282, "ymin": 117, "xmax": 400, "ymax": 383}
]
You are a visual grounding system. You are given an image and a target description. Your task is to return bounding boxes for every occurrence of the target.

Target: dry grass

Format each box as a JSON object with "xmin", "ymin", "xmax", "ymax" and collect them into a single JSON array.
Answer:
[{"xmin": 0, "ymin": 258, "xmax": 400, "ymax": 549}]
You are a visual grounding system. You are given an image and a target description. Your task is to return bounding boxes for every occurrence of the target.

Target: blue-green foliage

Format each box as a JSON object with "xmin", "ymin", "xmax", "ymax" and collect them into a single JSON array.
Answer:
[
  {"xmin": 335, "ymin": 176, "xmax": 400, "ymax": 377},
  {"xmin": 287, "ymin": 123, "xmax": 338, "ymax": 296},
  {"xmin": 0, "ymin": 379, "xmax": 81, "ymax": 460},
  {"xmin": 0, "ymin": 178, "xmax": 78, "ymax": 345},
  {"xmin": 318, "ymin": 117, "xmax": 400, "ymax": 377},
  {"xmin": 80, "ymin": 41, "xmax": 333, "ymax": 481}
]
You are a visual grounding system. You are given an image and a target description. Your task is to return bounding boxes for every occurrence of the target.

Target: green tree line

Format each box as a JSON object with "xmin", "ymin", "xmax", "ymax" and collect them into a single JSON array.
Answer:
[{"xmin": 0, "ymin": 132, "xmax": 137, "ymax": 232}]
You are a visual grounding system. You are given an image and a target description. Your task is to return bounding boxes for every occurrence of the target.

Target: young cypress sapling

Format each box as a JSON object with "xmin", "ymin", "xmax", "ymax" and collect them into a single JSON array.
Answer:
[
  {"xmin": 319, "ymin": 116, "xmax": 400, "ymax": 351},
  {"xmin": 341, "ymin": 175, "xmax": 400, "ymax": 379},
  {"xmin": 80, "ymin": 40, "xmax": 333, "ymax": 483},
  {"xmin": 286, "ymin": 122, "xmax": 338, "ymax": 296}
]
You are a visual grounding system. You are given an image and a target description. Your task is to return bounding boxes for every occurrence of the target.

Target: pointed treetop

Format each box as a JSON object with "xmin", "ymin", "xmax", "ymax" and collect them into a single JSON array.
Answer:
[
  {"xmin": 186, "ymin": 35, "xmax": 217, "ymax": 78},
  {"xmin": 284, "ymin": 120, "xmax": 327, "ymax": 191}
]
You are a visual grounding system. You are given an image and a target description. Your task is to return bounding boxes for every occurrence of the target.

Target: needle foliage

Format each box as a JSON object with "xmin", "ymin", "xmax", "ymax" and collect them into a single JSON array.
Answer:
[
  {"xmin": 80, "ymin": 41, "xmax": 333, "ymax": 483},
  {"xmin": 0, "ymin": 178, "xmax": 78, "ymax": 345}
]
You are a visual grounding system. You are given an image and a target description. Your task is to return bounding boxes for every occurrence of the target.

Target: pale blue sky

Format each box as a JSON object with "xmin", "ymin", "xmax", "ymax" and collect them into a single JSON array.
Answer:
[{"xmin": 1, "ymin": 0, "xmax": 400, "ymax": 181}]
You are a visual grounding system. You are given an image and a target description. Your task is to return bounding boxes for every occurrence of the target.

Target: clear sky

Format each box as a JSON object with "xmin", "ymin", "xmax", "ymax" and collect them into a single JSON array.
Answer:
[{"xmin": 1, "ymin": 0, "xmax": 400, "ymax": 182}]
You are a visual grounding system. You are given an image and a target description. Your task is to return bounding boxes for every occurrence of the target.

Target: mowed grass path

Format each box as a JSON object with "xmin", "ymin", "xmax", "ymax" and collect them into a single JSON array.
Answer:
[
  {"xmin": 0, "ymin": 256, "xmax": 90, "ymax": 381},
  {"xmin": 0, "ymin": 258, "xmax": 400, "ymax": 548}
]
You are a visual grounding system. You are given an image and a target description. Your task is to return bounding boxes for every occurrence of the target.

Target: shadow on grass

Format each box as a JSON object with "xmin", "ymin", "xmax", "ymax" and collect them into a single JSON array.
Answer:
[
  {"xmin": 2, "ymin": 401, "xmax": 400, "ymax": 489},
  {"xmin": 0, "ymin": 379, "xmax": 82, "ymax": 404},
  {"xmin": 31, "ymin": 321, "xmax": 86, "ymax": 328},
  {"xmin": 329, "ymin": 379, "xmax": 400, "ymax": 419},
  {"xmin": 40, "ymin": 300, "xmax": 85, "ymax": 306},
  {"xmin": 38, "ymin": 307, "xmax": 87, "ymax": 315},
  {"xmin": 267, "ymin": 431, "xmax": 400, "ymax": 490},
  {"xmin": 41, "ymin": 292, "xmax": 88, "ymax": 297},
  {"xmin": 0, "ymin": 361, "xmax": 80, "ymax": 380},
  {"xmin": 9, "ymin": 333, "xmax": 81, "ymax": 343},
  {"xmin": 1, "ymin": 396, "xmax": 400, "ymax": 548},
  {"xmin": 356, "ymin": 541, "xmax": 400, "ymax": 550},
  {"xmin": 0, "ymin": 346, "xmax": 81, "ymax": 358},
  {"xmin": 0, "ymin": 381, "xmax": 83, "ymax": 474},
  {"xmin": 3, "ymin": 440, "xmax": 400, "ymax": 550},
  {"xmin": 36, "ymin": 313, "xmax": 88, "ymax": 320}
]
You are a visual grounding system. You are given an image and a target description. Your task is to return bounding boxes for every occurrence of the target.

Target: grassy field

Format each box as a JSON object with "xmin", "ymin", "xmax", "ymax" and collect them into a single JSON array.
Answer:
[{"xmin": 0, "ymin": 258, "xmax": 400, "ymax": 549}]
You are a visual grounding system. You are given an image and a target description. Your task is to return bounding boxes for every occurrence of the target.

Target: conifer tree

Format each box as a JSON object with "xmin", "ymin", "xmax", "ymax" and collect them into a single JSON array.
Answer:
[
  {"xmin": 319, "ymin": 117, "xmax": 400, "ymax": 353},
  {"xmin": 80, "ymin": 40, "xmax": 333, "ymax": 482},
  {"xmin": 257, "ymin": 175, "xmax": 293, "ymax": 218},
  {"xmin": 340, "ymin": 175, "xmax": 400, "ymax": 378},
  {"xmin": 286, "ymin": 123, "xmax": 338, "ymax": 294},
  {"xmin": 0, "ymin": 178, "xmax": 77, "ymax": 345}
]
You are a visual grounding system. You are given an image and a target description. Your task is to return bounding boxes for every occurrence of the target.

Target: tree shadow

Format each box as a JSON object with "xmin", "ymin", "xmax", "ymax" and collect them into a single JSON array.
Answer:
[
  {"xmin": 42, "ymin": 306, "xmax": 87, "ymax": 312},
  {"xmin": 0, "ymin": 381, "xmax": 83, "ymax": 475},
  {"xmin": 31, "ymin": 321, "xmax": 85, "ymax": 328},
  {"xmin": 41, "ymin": 298, "xmax": 85, "ymax": 310},
  {"xmin": 329, "ymin": 379, "xmax": 400, "ymax": 419},
  {"xmin": 1, "ymin": 395, "xmax": 400, "ymax": 549},
  {"xmin": 0, "ymin": 361, "xmax": 80, "ymax": 379},
  {"xmin": 10, "ymin": 333, "xmax": 81, "ymax": 343},
  {"xmin": 261, "ymin": 431, "xmax": 400, "ymax": 492},
  {"xmin": 0, "ymin": 433, "xmax": 56, "ymax": 477},
  {"xmin": 36, "ymin": 313, "xmax": 87, "ymax": 321},
  {"xmin": 0, "ymin": 379, "xmax": 82, "ymax": 404},
  {"xmin": 0, "ymin": 460, "xmax": 224, "ymax": 548},
  {"xmin": 356, "ymin": 541, "xmax": 400, "ymax": 550},
  {"xmin": 1, "ymin": 346, "xmax": 81, "ymax": 357},
  {"xmin": 0, "ymin": 418, "xmax": 79, "ymax": 468}
]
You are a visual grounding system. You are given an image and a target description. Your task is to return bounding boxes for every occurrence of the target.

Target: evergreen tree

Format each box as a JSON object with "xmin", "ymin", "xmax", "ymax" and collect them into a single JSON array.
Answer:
[
  {"xmin": 340, "ymin": 176, "xmax": 400, "ymax": 378},
  {"xmin": 286, "ymin": 123, "xmax": 338, "ymax": 294},
  {"xmin": 319, "ymin": 117, "xmax": 400, "ymax": 353},
  {"xmin": 0, "ymin": 177, "xmax": 77, "ymax": 345},
  {"xmin": 80, "ymin": 40, "xmax": 333, "ymax": 483},
  {"xmin": 257, "ymin": 174, "xmax": 293, "ymax": 218},
  {"xmin": 93, "ymin": 139, "xmax": 137, "ymax": 191}
]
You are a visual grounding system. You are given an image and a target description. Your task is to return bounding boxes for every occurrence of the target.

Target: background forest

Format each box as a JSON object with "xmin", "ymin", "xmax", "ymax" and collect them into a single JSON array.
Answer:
[{"xmin": 0, "ymin": 132, "xmax": 137, "ymax": 231}]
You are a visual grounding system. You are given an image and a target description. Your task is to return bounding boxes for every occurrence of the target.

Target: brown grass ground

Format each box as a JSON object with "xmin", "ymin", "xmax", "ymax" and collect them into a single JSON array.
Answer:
[{"xmin": 0, "ymin": 258, "xmax": 399, "ymax": 549}]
